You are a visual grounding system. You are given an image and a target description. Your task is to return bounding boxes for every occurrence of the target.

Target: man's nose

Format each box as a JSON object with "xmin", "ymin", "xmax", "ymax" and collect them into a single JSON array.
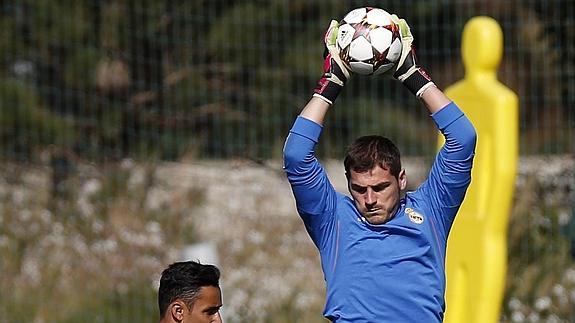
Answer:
[{"xmin": 365, "ymin": 188, "xmax": 377, "ymax": 207}]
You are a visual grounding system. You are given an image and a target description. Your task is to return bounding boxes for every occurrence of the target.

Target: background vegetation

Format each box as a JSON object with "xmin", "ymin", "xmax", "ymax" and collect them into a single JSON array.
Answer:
[
  {"xmin": 0, "ymin": 158, "xmax": 572, "ymax": 322},
  {"xmin": 0, "ymin": 0, "xmax": 573, "ymax": 162}
]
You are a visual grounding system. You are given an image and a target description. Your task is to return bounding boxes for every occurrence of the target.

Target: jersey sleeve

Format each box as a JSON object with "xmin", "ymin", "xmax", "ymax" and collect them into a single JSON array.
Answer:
[
  {"xmin": 420, "ymin": 102, "xmax": 477, "ymax": 234},
  {"xmin": 282, "ymin": 116, "xmax": 338, "ymax": 250}
]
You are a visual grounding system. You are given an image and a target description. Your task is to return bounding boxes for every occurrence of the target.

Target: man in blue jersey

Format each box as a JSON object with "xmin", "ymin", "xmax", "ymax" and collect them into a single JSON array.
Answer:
[{"xmin": 283, "ymin": 15, "xmax": 477, "ymax": 322}]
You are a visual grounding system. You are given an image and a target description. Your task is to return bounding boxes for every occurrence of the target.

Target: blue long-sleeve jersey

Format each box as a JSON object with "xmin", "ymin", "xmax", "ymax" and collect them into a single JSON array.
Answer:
[{"xmin": 283, "ymin": 102, "xmax": 476, "ymax": 322}]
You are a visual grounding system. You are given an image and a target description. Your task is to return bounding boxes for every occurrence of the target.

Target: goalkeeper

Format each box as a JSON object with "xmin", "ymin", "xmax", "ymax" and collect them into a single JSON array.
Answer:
[{"xmin": 283, "ymin": 15, "xmax": 476, "ymax": 322}]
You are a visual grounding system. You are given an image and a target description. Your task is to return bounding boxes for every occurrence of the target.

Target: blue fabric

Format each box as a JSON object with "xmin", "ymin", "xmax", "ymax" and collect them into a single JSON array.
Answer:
[{"xmin": 283, "ymin": 103, "xmax": 476, "ymax": 322}]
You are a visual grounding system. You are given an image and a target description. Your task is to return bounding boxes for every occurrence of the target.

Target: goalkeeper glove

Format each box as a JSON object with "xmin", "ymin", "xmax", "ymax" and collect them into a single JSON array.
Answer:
[
  {"xmin": 390, "ymin": 15, "xmax": 436, "ymax": 98},
  {"xmin": 313, "ymin": 20, "xmax": 351, "ymax": 105}
]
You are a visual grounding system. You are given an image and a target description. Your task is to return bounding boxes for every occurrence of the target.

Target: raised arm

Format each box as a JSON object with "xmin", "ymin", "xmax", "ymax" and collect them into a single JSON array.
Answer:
[
  {"xmin": 390, "ymin": 15, "xmax": 477, "ymax": 231},
  {"xmin": 300, "ymin": 20, "xmax": 350, "ymax": 125},
  {"xmin": 420, "ymin": 86, "xmax": 451, "ymax": 114},
  {"xmin": 389, "ymin": 15, "xmax": 450, "ymax": 114},
  {"xmin": 299, "ymin": 97, "xmax": 331, "ymax": 125},
  {"xmin": 283, "ymin": 20, "xmax": 351, "ymax": 247}
]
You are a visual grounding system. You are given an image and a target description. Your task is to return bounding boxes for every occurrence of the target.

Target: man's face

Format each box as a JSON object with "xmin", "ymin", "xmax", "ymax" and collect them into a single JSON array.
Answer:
[
  {"xmin": 183, "ymin": 286, "xmax": 223, "ymax": 323},
  {"xmin": 348, "ymin": 165, "xmax": 406, "ymax": 225}
]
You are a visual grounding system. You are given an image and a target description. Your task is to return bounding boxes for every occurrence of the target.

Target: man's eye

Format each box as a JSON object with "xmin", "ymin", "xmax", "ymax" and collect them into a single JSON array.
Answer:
[
  {"xmin": 352, "ymin": 186, "xmax": 366, "ymax": 193},
  {"xmin": 206, "ymin": 308, "xmax": 219, "ymax": 316},
  {"xmin": 373, "ymin": 184, "xmax": 389, "ymax": 192}
]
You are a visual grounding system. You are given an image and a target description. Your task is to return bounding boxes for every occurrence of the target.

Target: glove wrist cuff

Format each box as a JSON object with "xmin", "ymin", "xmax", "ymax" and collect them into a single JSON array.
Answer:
[
  {"xmin": 402, "ymin": 68, "xmax": 434, "ymax": 97},
  {"xmin": 313, "ymin": 79, "xmax": 343, "ymax": 105}
]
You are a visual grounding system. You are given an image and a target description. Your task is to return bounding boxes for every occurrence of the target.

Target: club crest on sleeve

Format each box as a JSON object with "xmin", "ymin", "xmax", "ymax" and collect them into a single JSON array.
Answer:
[{"xmin": 405, "ymin": 207, "xmax": 424, "ymax": 224}]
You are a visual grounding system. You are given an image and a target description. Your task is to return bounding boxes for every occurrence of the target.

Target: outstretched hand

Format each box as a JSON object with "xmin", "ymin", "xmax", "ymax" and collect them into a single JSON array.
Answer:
[
  {"xmin": 389, "ymin": 14, "xmax": 435, "ymax": 98},
  {"xmin": 323, "ymin": 20, "xmax": 350, "ymax": 85},
  {"xmin": 313, "ymin": 20, "xmax": 352, "ymax": 105}
]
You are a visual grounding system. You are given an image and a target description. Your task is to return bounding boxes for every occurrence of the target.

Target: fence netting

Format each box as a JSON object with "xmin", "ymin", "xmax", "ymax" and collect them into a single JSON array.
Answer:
[{"xmin": 0, "ymin": 0, "xmax": 573, "ymax": 163}]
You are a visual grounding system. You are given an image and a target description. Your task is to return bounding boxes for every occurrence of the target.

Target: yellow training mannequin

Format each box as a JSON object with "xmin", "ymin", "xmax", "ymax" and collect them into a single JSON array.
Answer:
[{"xmin": 442, "ymin": 16, "xmax": 519, "ymax": 323}]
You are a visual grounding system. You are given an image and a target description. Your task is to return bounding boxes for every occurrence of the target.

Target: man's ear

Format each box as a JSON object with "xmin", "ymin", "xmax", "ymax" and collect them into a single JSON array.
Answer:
[
  {"xmin": 169, "ymin": 300, "xmax": 187, "ymax": 322},
  {"xmin": 398, "ymin": 169, "xmax": 407, "ymax": 190}
]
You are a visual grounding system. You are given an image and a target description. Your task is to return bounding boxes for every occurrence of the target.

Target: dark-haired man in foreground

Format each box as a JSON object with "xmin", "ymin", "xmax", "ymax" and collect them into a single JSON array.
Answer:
[{"xmin": 158, "ymin": 261, "xmax": 223, "ymax": 323}]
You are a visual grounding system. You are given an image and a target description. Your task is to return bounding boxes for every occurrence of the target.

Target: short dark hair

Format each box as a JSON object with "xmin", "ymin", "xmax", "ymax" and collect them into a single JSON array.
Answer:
[
  {"xmin": 344, "ymin": 135, "xmax": 402, "ymax": 178},
  {"xmin": 158, "ymin": 261, "xmax": 220, "ymax": 318}
]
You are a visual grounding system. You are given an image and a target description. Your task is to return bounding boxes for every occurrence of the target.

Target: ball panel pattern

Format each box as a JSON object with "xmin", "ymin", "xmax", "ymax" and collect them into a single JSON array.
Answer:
[
  {"xmin": 349, "ymin": 36, "xmax": 373, "ymax": 61},
  {"xmin": 366, "ymin": 8, "xmax": 393, "ymax": 26},
  {"xmin": 342, "ymin": 8, "xmax": 368, "ymax": 24},
  {"xmin": 336, "ymin": 7, "xmax": 402, "ymax": 75},
  {"xmin": 369, "ymin": 27, "xmax": 393, "ymax": 53}
]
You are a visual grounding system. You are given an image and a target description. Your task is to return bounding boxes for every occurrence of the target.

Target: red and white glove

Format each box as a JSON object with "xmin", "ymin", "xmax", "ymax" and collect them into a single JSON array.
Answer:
[
  {"xmin": 312, "ymin": 20, "xmax": 351, "ymax": 105},
  {"xmin": 390, "ymin": 15, "xmax": 436, "ymax": 98}
]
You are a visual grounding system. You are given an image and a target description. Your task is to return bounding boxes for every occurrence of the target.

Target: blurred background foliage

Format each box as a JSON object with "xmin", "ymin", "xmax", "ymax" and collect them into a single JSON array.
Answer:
[
  {"xmin": 0, "ymin": 0, "xmax": 573, "ymax": 322},
  {"xmin": 0, "ymin": 0, "xmax": 573, "ymax": 163}
]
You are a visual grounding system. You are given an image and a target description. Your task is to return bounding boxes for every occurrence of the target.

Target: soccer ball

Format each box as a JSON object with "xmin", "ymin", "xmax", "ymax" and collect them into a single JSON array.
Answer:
[{"xmin": 336, "ymin": 7, "xmax": 402, "ymax": 75}]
